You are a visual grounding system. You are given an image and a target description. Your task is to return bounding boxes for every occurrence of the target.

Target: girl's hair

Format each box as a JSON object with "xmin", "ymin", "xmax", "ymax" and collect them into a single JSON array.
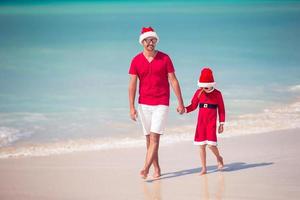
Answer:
[{"xmin": 197, "ymin": 88, "xmax": 204, "ymax": 99}]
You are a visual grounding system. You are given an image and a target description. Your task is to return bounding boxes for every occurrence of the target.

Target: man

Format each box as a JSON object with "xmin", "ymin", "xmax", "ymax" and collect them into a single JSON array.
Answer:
[{"xmin": 128, "ymin": 26, "xmax": 185, "ymax": 179}]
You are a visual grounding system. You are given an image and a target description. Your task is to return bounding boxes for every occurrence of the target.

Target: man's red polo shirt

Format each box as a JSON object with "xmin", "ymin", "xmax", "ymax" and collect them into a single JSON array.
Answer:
[{"xmin": 129, "ymin": 51, "xmax": 175, "ymax": 106}]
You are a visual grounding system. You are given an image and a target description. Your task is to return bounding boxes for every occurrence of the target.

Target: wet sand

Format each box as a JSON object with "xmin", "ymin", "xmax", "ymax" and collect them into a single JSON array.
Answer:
[{"xmin": 0, "ymin": 129, "xmax": 300, "ymax": 199}]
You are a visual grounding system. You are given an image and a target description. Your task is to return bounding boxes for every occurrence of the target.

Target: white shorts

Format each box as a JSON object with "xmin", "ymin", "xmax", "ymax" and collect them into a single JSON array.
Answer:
[{"xmin": 138, "ymin": 104, "xmax": 169, "ymax": 135}]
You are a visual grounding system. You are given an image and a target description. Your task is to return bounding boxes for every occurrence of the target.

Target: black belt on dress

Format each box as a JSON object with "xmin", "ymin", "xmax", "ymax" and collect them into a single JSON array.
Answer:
[{"xmin": 199, "ymin": 103, "xmax": 218, "ymax": 109}]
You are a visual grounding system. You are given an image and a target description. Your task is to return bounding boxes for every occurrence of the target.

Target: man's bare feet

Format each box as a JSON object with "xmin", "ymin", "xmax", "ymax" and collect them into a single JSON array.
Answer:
[
  {"xmin": 217, "ymin": 156, "xmax": 224, "ymax": 170},
  {"xmin": 199, "ymin": 168, "xmax": 207, "ymax": 176},
  {"xmin": 153, "ymin": 169, "xmax": 161, "ymax": 179},
  {"xmin": 140, "ymin": 169, "xmax": 149, "ymax": 179}
]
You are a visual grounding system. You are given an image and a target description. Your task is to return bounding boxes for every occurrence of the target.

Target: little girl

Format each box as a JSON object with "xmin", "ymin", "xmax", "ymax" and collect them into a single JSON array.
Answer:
[{"xmin": 185, "ymin": 67, "xmax": 225, "ymax": 175}]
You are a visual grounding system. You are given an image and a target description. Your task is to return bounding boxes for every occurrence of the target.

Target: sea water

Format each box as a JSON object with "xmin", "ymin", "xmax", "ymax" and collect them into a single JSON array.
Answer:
[{"xmin": 0, "ymin": 0, "xmax": 299, "ymax": 158}]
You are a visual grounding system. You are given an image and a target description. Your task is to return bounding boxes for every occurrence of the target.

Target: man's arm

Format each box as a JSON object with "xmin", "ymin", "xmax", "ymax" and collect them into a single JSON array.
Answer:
[
  {"xmin": 168, "ymin": 72, "xmax": 185, "ymax": 114},
  {"xmin": 129, "ymin": 74, "xmax": 138, "ymax": 121}
]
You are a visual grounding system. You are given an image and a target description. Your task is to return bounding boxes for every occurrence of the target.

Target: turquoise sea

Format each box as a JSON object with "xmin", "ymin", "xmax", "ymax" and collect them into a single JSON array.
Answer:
[{"xmin": 0, "ymin": 0, "xmax": 300, "ymax": 158}]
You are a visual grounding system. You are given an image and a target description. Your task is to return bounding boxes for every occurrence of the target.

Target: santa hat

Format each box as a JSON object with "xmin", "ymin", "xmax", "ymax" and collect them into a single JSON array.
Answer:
[
  {"xmin": 139, "ymin": 27, "xmax": 159, "ymax": 45},
  {"xmin": 197, "ymin": 67, "xmax": 216, "ymax": 88}
]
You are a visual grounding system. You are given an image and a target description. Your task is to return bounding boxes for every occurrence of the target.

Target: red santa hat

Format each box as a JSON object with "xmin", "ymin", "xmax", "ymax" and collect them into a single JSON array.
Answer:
[
  {"xmin": 198, "ymin": 67, "xmax": 216, "ymax": 88},
  {"xmin": 139, "ymin": 27, "xmax": 159, "ymax": 45}
]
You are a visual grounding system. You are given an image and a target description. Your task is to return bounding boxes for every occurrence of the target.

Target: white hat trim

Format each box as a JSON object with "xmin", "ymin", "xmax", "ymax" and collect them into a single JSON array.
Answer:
[
  {"xmin": 197, "ymin": 81, "xmax": 216, "ymax": 88},
  {"xmin": 139, "ymin": 31, "xmax": 159, "ymax": 45}
]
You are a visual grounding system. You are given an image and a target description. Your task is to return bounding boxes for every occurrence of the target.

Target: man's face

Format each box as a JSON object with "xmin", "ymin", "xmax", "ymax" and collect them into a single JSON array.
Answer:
[{"xmin": 142, "ymin": 37, "xmax": 157, "ymax": 51}]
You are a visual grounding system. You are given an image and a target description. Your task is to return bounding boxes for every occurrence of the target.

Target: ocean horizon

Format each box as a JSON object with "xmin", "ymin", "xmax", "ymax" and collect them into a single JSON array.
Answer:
[{"xmin": 0, "ymin": 0, "xmax": 299, "ymax": 158}]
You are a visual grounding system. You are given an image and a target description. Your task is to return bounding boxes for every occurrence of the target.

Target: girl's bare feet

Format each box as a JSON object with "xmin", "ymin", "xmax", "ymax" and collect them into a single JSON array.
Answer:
[
  {"xmin": 140, "ymin": 169, "xmax": 149, "ymax": 179},
  {"xmin": 199, "ymin": 168, "xmax": 207, "ymax": 175},
  {"xmin": 217, "ymin": 156, "xmax": 224, "ymax": 170}
]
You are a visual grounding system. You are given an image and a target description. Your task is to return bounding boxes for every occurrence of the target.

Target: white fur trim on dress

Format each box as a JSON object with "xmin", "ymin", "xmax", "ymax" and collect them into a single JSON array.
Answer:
[
  {"xmin": 197, "ymin": 81, "xmax": 216, "ymax": 88},
  {"xmin": 194, "ymin": 140, "xmax": 217, "ymax": 146},
  {"xmin": 139, "ymin": 32, "xmax": 159, "ymax": 45}
]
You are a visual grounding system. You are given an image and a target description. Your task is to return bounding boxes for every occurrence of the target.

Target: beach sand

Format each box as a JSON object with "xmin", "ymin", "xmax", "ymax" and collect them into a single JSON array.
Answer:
[{"xmin": 0, "ymin": 129, "xmax": 300, "ymax": 200}]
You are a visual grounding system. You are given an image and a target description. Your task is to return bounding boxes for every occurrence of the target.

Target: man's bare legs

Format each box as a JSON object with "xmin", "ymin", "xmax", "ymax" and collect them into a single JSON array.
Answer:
[
  {"xmin": 199, "ymin": 144, "xmax": 207, "ymax": 175},
  {"xmin": 140, "ymin": 133, "xmax": 161, "ymax": 179},
  {"xmin": 147, "ymin": 136, "xmax": 161, "ymax": 178},
  {"xmin": 208, "ymin": 145, "xmax": 224, "ymax": 170},
  {"xmin": 145, "ymin": 135, "xmax": 161, "ymax": 178}
]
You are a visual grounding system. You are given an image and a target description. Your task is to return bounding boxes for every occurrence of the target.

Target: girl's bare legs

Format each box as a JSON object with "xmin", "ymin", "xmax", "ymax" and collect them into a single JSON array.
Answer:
[
  {"xmin": 200, "ymin": 144, "xmax": 207, "ymax": 175},
  {"xmin": 208, "ymin": 145, "xmax": 224, "ymax": 170},
  {"xmin": 140, "ymin": 133, "xmax": 161, "ymax": 179}
]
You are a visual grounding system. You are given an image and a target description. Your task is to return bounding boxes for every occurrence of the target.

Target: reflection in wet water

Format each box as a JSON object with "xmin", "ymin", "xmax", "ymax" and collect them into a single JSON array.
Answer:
[
  {"xmin": 143, "ymin": 180, "xmax": 162, "ymax": 200},
  {"xmin": 201, "ymin": 173, "xmax": 225, "ymax": 200},
  {"xmin": 142, "ymin": 172, "xmax": 225, "ymax": 200}
]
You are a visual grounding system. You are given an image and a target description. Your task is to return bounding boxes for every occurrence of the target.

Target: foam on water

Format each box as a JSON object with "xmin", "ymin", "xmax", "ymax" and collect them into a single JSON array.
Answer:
[
  {"xmin": 0, "ymin": 99, "xmax": 299, "ymax": 158},
  {"xmin": 223, "ymin": 101, "xmax": 300, "ymax": 137},
  {"xmin": 0, "ymin": 127, "xmax": 34, "ymax": 148}
]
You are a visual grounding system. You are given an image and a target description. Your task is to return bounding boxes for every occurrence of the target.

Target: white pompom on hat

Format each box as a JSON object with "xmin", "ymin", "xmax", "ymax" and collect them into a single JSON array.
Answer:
[
  {"xmin": 139, "ymin": 27, "xmax": 159, "ymax": 45},
  {"xmin": 197, "ymin": 67, "xmax": 216, "ymax": 88}
]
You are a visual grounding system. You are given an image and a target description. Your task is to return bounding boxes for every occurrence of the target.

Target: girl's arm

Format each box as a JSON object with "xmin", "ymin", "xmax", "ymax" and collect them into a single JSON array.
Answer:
[
  {"xmin": 217, "ymin": 92, "xmax": 225, "ymax": 124},
  {"xmin": 185, "ymin": 89, "xmax": 202, "ymax": 113}
]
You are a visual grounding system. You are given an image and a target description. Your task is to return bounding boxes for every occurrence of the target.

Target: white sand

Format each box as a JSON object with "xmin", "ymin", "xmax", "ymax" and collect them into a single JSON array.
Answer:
[{"xmin": 0, "ymin": 129, "xmax": 300, "ymax": 199}]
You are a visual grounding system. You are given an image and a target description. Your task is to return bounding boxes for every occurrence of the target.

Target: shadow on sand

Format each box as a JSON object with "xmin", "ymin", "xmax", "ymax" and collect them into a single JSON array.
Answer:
[{"xmin": 146, "ymin": 162, "xmax": 273, "ymax": 182}]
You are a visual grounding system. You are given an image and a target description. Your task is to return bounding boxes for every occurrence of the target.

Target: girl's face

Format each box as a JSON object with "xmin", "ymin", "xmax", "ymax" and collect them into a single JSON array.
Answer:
[{"xmin": 203, "ymin": 87, "xmax": 213, "ymax": 93}]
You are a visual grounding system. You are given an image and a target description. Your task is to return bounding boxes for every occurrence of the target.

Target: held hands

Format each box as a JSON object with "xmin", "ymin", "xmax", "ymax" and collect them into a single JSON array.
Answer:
[
  {"xmin": 176, "ymin": 104, "xmax": 185, "ymax": 115},
  {"xmin": 218, "ymin": 124, "xmax": 224, "ymax": 134},
  {"xmin": 130, "ymin": 107, "xmax": 138, "ymax": 121}
]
